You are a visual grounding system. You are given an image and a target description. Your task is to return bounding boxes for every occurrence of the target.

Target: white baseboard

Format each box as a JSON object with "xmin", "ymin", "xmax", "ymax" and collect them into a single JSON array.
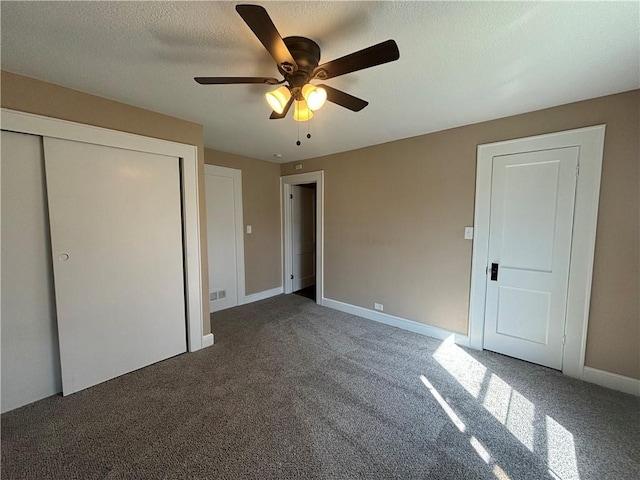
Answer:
[
  {"xmin": 582, "ymin": 366, "xmax": 640, "ymax": 396},
  {"xmin": 202, "ymin": 333, "xmax": 214, "ymax": 348},
  {"xmin": 241, "ymin": 286, "xmax": 283, "ymax": 305},
  {"xmin": 322, "ymin": 298, "xmax": 469, "ymax": 347},
  {"xmin": 317, "ymin": 298, "xmax": 639, "ymax": 396}
]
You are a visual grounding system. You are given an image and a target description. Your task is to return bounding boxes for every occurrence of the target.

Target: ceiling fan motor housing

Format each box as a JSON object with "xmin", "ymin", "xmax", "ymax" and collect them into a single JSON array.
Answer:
[{"xmin": 280, "ymin": 36, "xmax": 322, "ymax": 98}]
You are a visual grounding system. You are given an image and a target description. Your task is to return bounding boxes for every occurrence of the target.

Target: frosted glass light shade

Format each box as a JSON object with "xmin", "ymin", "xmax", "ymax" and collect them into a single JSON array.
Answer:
[
  {"xmin": 265, "ymin": 86, "xmax": 291, "ymax": 114},
  {"xmin": 293, "ymin": 100, "xmax": 314, "ymax": 121},
  {"xmin": 301, "ymin": 84, "xmax": 327, "ymax": 111}
]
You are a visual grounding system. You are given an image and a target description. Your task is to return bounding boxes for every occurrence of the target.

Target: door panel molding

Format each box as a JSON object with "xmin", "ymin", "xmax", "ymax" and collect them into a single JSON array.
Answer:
[
  {"xmin": 281, "ymin": 171, "xmax": 324, "ymax": 305},
  {"xmin": 1, "ymin": 108, "xmax": 205, "ymax": 353},
  {"xmin": 469, "ymin": 125, "xmax": 605, "ymax": 379},
  {"xmin": 483, "ymin": 148, "xmax": 578, "ymax": 369}
]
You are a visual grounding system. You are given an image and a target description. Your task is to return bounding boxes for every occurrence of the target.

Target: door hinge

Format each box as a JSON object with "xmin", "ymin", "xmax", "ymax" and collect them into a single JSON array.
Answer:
[
  {"xmin": 290, "ymin": 194, "xmax": 293, "ymax": 199},
  {"xmin": 562, "ymin": 335, "xmax": 566, "ymax": 345},
  {"xmin": 486, "ymin": 266, "xmax": 489, "ymax": 275},
  {"xmin": 576, "ymin": 164, "xmax": 580, "ymax": 177}
]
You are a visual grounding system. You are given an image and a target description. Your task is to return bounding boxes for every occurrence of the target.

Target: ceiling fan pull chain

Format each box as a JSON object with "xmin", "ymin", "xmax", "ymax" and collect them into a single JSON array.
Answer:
[
  {"xmin": 307, "ymin": 119, "xmax": 311, "ymax": 140},
  {"xmin": 296, "ymin": 119, "xmax": 301, "ymax": 146}
]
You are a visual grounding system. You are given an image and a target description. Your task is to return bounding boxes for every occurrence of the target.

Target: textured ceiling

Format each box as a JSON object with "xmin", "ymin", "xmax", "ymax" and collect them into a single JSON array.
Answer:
[{"xmin": 2, "ymin": 1, "xmax": 639, "ymax": 163}]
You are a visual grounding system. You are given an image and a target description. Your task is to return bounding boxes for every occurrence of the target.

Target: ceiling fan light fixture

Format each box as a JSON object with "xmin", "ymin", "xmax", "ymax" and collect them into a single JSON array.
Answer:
[
  {"xmin": 195, "ymin": 5, "xmax": 400, "ymax": 121},
  {"xmin": 301, "ymin": 84, "xmax": 327, "ymax": 111},
  {"xmin": 293, "ymin": 100, "xmax": 314, "ymax": 122},
  {"xmin": 265, "ymin": 86, "xmax": 291, "ymax": 114}
]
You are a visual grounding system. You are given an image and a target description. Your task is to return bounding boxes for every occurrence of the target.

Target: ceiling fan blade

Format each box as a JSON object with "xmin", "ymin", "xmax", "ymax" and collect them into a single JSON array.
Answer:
[
  {"xmin": 320, "ymin": 85, "xmax": 369, "ymax": 112},
  {"xmin": 314, "ymin": 39, "xmax": 399, "ymax": 80},
  {"xmin": 236, "ymin": 4, "xmax": 298, "ymax": 74},
  {"xmin": 195, "ymin": 76, "xmax": 280, "ymax": 85},
  {"xmin": 269, "ymin": 97, "xmax": 293, "ymax": 119}
]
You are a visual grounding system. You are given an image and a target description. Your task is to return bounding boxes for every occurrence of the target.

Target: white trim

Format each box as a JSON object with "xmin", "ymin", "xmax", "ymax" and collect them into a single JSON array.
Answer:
[
  {"xmin": 204, "ymin": 164, "xmax": 246, "ymax": 310},
  {"xmin": 202, "ymin": 333, "xmax": 215, "ymax": 348},
  {"xmin": 1, "ymin": 108, "xmax": 205, "ymax": 352},
  {"xmin": 281, "ymin": 171, "xmax": 324, "ymax": 306},
  {"xmin": 323, "ymin": 298, "xmax": 470, "ymax": 347},
  {"xmin": 582, "ymin": 367, "xmax": 640, "ymax": 396},
  {"xmin": 2, "ymin": 109, "xmax": 197, "ymax": 158},
  {"xmin": 469, "ymin": 125, "xmax": 606, "ymax": 380},
  {"xmin": 240, "ymin": 286, "xmax": 283, "ymax": 305}
]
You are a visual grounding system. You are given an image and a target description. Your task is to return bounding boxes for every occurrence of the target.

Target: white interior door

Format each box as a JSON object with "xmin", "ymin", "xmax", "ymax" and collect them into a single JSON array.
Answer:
[
  {"xmin": 291, "ymin": 185, "xmax": 316, "ymax": 292},
  {"xmin": 1, "ymin": 131, "xmax": 62, "ymax": 412},
  {"xmin": 204, "ymin": 165, "xmax": 244, "ymax": 312},
  {"xmin": 483, "ymin": 147, "xmax": 578, "ymax": 369},
  {"xmin": 43, "ymin": 137, "xmax": 187, "ymax": 395}
]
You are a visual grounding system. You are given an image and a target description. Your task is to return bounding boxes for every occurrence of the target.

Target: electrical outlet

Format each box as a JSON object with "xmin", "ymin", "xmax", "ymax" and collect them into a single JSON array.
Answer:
[
  {"xmin": 210, "ymin": 292, "xmax": 218, "ymax": 301},
  {"xmin": 374, "ymin": 303, "xmax": 384, "ymax": 311},
  {"xmin": 219, "ymin": 290, "xmax": 226, "ymax": 299}
]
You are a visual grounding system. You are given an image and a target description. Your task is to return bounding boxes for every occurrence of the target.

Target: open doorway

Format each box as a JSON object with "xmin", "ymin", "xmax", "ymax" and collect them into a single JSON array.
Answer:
[
  {"xmin": 281, "ymin": 171, "xmax": 324, "ymax": 306},
  {"xmin": 292, "ymin": 184, "xmax": 316, "ymax": 301}
]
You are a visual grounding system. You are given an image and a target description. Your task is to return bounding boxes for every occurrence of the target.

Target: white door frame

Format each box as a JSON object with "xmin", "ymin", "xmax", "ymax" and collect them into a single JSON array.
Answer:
[
  {"xmin": 468, "ymin": 125, "xmax": 606, "ymax": 379},
  {"xmin": 281, "ymin": 171, "xmax": 324, "ymax": 305},
  {"xmin": 1, "ymin": 108, "xmax": 206, "ymax": 352},
  {"xmin": 204, "ymin": 164, "xmax": 246, "ymax": 309}
]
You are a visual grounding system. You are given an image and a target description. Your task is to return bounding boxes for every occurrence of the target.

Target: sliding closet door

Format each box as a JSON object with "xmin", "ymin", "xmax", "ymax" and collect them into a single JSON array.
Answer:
[
  {"xmin": 43, "ymin": 137, "xmax": 187, "ymax": 395},
  {"xmin": 1, "ymin": 131, "xmax": 61, "ymax": 412}
]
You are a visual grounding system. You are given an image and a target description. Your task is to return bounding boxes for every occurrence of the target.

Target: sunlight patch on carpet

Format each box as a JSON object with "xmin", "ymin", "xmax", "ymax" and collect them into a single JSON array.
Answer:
[
  {"xmin": 420, "ymin": 373, "xmax": 512, "ymax": 480},
  {"xmin": 431, "ymin": 336, "xmax": 579, "ymax": 479},
  {"xmin": 432, "ymin": 335, "xmax": 487, "ymax": 398},
  {"xmin": 546, "ymin": 415, "xmax": 579, "ymax": 479},
  {"xmin": 420, "ymin": 375, "xmax": 466, "ymax": 432}
]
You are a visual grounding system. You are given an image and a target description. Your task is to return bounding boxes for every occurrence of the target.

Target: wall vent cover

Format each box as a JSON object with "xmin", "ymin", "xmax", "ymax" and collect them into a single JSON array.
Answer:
[{"xmin": 210, "ymin": 290, "xmax": 227, "ymax": 301}]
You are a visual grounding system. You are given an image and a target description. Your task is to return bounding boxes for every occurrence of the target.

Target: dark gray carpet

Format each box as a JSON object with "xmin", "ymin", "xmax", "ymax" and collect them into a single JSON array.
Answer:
[{"xmin": 2, "ymin": 294, "xmax": 639, "ymax": 479}]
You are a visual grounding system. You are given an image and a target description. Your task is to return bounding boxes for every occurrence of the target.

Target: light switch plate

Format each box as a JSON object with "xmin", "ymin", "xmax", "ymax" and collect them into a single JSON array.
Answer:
[
  {"xmin": 246, "ymin": 225, "xmax": 252, "ymax": 234},
  {"xmin": 464, "ymin": 226, "xmax": 474, "ymax": 240}
]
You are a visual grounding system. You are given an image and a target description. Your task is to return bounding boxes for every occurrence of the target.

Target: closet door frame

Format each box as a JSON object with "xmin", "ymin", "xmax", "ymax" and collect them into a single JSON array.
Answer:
[{"xmin": 1, "ymin": 108, "xmax": 206, "ymax": 352}]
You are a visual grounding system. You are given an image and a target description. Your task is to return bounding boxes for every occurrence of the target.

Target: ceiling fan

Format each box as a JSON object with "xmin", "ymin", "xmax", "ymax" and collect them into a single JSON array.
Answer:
[{"xmin": 195, "ymin": 4, "xmax": 400, "ymax": 121}]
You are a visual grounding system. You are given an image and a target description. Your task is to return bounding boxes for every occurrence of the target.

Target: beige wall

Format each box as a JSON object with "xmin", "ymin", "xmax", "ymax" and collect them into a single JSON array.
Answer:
[
  {"xmin": 282, "ymin": 90, "xmax": 640, "ymax": 379},
  {"xmin": 1, "ymin": 71, "xmax": 212, "ymax": 335},
  {"xmin": 204, "ymin": 148, "xmax": 282, "ymax": 295},
  {"xmin": 6, "ymin": 69, "xmax": 635, "ymax": 378}
]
